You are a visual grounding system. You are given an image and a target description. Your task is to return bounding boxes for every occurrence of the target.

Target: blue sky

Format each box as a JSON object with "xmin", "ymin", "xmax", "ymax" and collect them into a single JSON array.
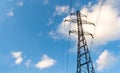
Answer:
[{"xmin": 0, "ymin": 0, "xmax": 120, "ymax": 73}]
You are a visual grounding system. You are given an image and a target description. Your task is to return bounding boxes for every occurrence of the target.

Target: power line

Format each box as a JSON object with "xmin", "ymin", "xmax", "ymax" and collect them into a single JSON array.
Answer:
[
  {"xmin": 89, "ymin": 1, "xmax": 105, "ymax": 51},
  {"xmin": 63, "ymin": 0, "xmax": 98, "ymax": 73},
  {"xmin": 69, "ymin": 0, "xmax": 73, "ymax": 14}
]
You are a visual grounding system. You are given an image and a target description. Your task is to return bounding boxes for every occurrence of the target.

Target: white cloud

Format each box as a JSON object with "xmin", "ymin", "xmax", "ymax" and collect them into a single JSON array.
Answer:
[
  {"xmin": 11, "ymin": 51, "xmax": 22, "ymax": 58},
  {"xmin": 53, "ymin": 6, "xmax": 69, "ymax": 16},
  {"xmin": 43, "ymin": 0, "xmax": 48, "ymax": 5},
  {"xmin": 48, "ymin": 18, "xmax": 53, "ymax": 26},
  {"xmin": 81, "ymin": 0, "xmax": 120, "ymax": 46},
  {"xmin": 49, "ymin": 30, "xmax": 60, "ymax": 39},
  {"xmin": 25, "ymin": 60, "xmax": 31, "ymax": 67},
  {"xmin": 56, "ymin": 0, "xmax": 120, "ymax": 46},
  {"xmin": 57, "ymin": 15, "xmax": 77, "ymax": 39},
  {"xmin": 35, "ymin": 54, "xmax": 56, "ymax": 70},
  {"xmin": 8, "ymin": 10, "xmax": 14, "ymax": 16},
  {"xmin": 11, "ymin": 51, "xmax": 23, "ymax": 64},
  {"xmin": 17, "ymin": 1, "xmax": 23, "ymax": 7},
  {"xmin": 15, "ymin": 57, "xmax": 23, "ymax": 64},
  {"xmin": 96, "ymin": 50, "xmax": 117, "ymax": 71},
  {"xmin": 69, "ymin": 47, "xmax": 77, "ymax": 53}
]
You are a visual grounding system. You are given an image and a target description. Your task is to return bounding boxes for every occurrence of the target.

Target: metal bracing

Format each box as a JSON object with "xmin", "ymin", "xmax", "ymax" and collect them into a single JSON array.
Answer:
[{"xmin": 67, "ymin": 11, "xmax": 95, "ymax": 73}]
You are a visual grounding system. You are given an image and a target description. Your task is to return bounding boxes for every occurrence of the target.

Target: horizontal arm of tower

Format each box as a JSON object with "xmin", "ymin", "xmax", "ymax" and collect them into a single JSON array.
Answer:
[
  {"xmin": 69, "ymin": 30, "xmax": 94, "ymax": 39},
  {"xmin": 64, "ymin": 19, "xmax": 95, "ymax": 27},
  {"xmin": 84, "ymin": 31, "xmax": 94, "ymax": 39},
  {"xmin": 69, "ymin": 30, "xmax": 78, "ymax": 35},
  {"xmin": 71, "ymin": 12, "xmax": 87, "ymax": 17},
  {"xmin": 64, "ymin": 19, "xmax": 76, "ymax": 23},
  {"xmin": 82, "ymin": 20, "xmax": 95, "ymax": 26}
]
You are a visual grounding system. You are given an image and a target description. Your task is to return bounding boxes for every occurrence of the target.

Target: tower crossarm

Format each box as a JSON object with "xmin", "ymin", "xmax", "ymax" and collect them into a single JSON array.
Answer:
[
  {"xmin": 84, "ymin": 31, "xmax": 94, "ymax": 39},
  {"xmin": 82, "ymin": 20, "xmax": 95, "ymax": 26},
  {"xmin": 67, "ymin": 11, "xmax": 95, "ymax": 73},
  {"xmin": 69, "ymin": 30, "xmax": 94, "ymax": 39}
]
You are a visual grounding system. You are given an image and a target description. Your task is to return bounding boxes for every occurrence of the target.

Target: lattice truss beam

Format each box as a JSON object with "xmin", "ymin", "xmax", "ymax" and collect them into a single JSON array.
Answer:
[{"xmin": 65, "ymin": 11, "xmax": 95, "ymax": 73}]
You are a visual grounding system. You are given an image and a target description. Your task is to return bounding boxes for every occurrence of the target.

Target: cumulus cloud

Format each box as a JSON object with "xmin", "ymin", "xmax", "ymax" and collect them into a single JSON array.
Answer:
[
  {"xmin": 11, "ymin": 51, "xmax": 23, "ymax": 64},
  {"xmin": 81, "ymin": 0, "xmax": 120, "ymax": 46},
  {"xmin": 15, "ymin": 57, "xmax": 23, "ymax": 64},
  {"xmin": 11, "ymin": 51, "xmax": 21, "ymax": 58},
  {"xmin": 96, "ymin": 50, "xmax": 117, "ymax": 71},
  {"xmin": 53, "ymin": 6, "xmax": 69, "ymax": 16},
  {"xmin": 56, "ymin": 0, "xmax": 120, "ymax": 46},
  {"xmin": 35, "ymin": 54, "xmax": 56, "ymax": 70},
  {"xmin": 57, "ymin": 15, "xmax": 78, "ymax": 39},
  {"xmin": 8, "ymin": 10, "xmax": 14, "ymax": 16}
]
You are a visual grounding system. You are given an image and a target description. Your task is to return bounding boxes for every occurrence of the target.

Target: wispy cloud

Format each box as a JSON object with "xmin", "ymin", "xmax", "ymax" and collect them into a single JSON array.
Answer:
[
  {"xmin": 35, "ymin": 54, "xmax": 56, "ymax": 70},
  {"xmin": 96, "ymin": 50, "xmax": 117, "ymax": 71},
  {"xmin": 25, "ymin": 60, "xmax": 31, "ymax": 68},
  {"xmin": 8, "ymin": 10, "xmax": 14, "ymax": 17},
  {"xmin": 43, "ymin": 0, "xmax": 48, "ymax": 5},
  {"xmin": 48, "ymin": 18, "xmax": 53, "ymax": 26},
  {"xmin": 11, "ymin": 51, "xmax": 23, "ymax": 65},
  {"xmin": 49, "ymin": 30, "xmax": 61, "ymax": 40},
  {"xmin": 17, "ymin": 1, "xmax": 23, "ymax": 7},
  {"xmin": 53, "ymin": 6, "xmax": 69, "ymax": 16}
]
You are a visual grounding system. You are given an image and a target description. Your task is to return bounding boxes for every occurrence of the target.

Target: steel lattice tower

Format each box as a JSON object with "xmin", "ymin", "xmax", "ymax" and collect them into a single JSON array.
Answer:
[{"xmin": 67, "ymin": 11, "xmax": 95, "ymax": 73}]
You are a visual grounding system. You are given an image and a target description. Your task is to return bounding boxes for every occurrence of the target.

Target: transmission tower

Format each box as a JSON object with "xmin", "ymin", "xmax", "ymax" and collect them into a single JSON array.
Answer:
[{"xmin": 65, "ymin": 11, "xmax": 95, "ymax": 73}]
